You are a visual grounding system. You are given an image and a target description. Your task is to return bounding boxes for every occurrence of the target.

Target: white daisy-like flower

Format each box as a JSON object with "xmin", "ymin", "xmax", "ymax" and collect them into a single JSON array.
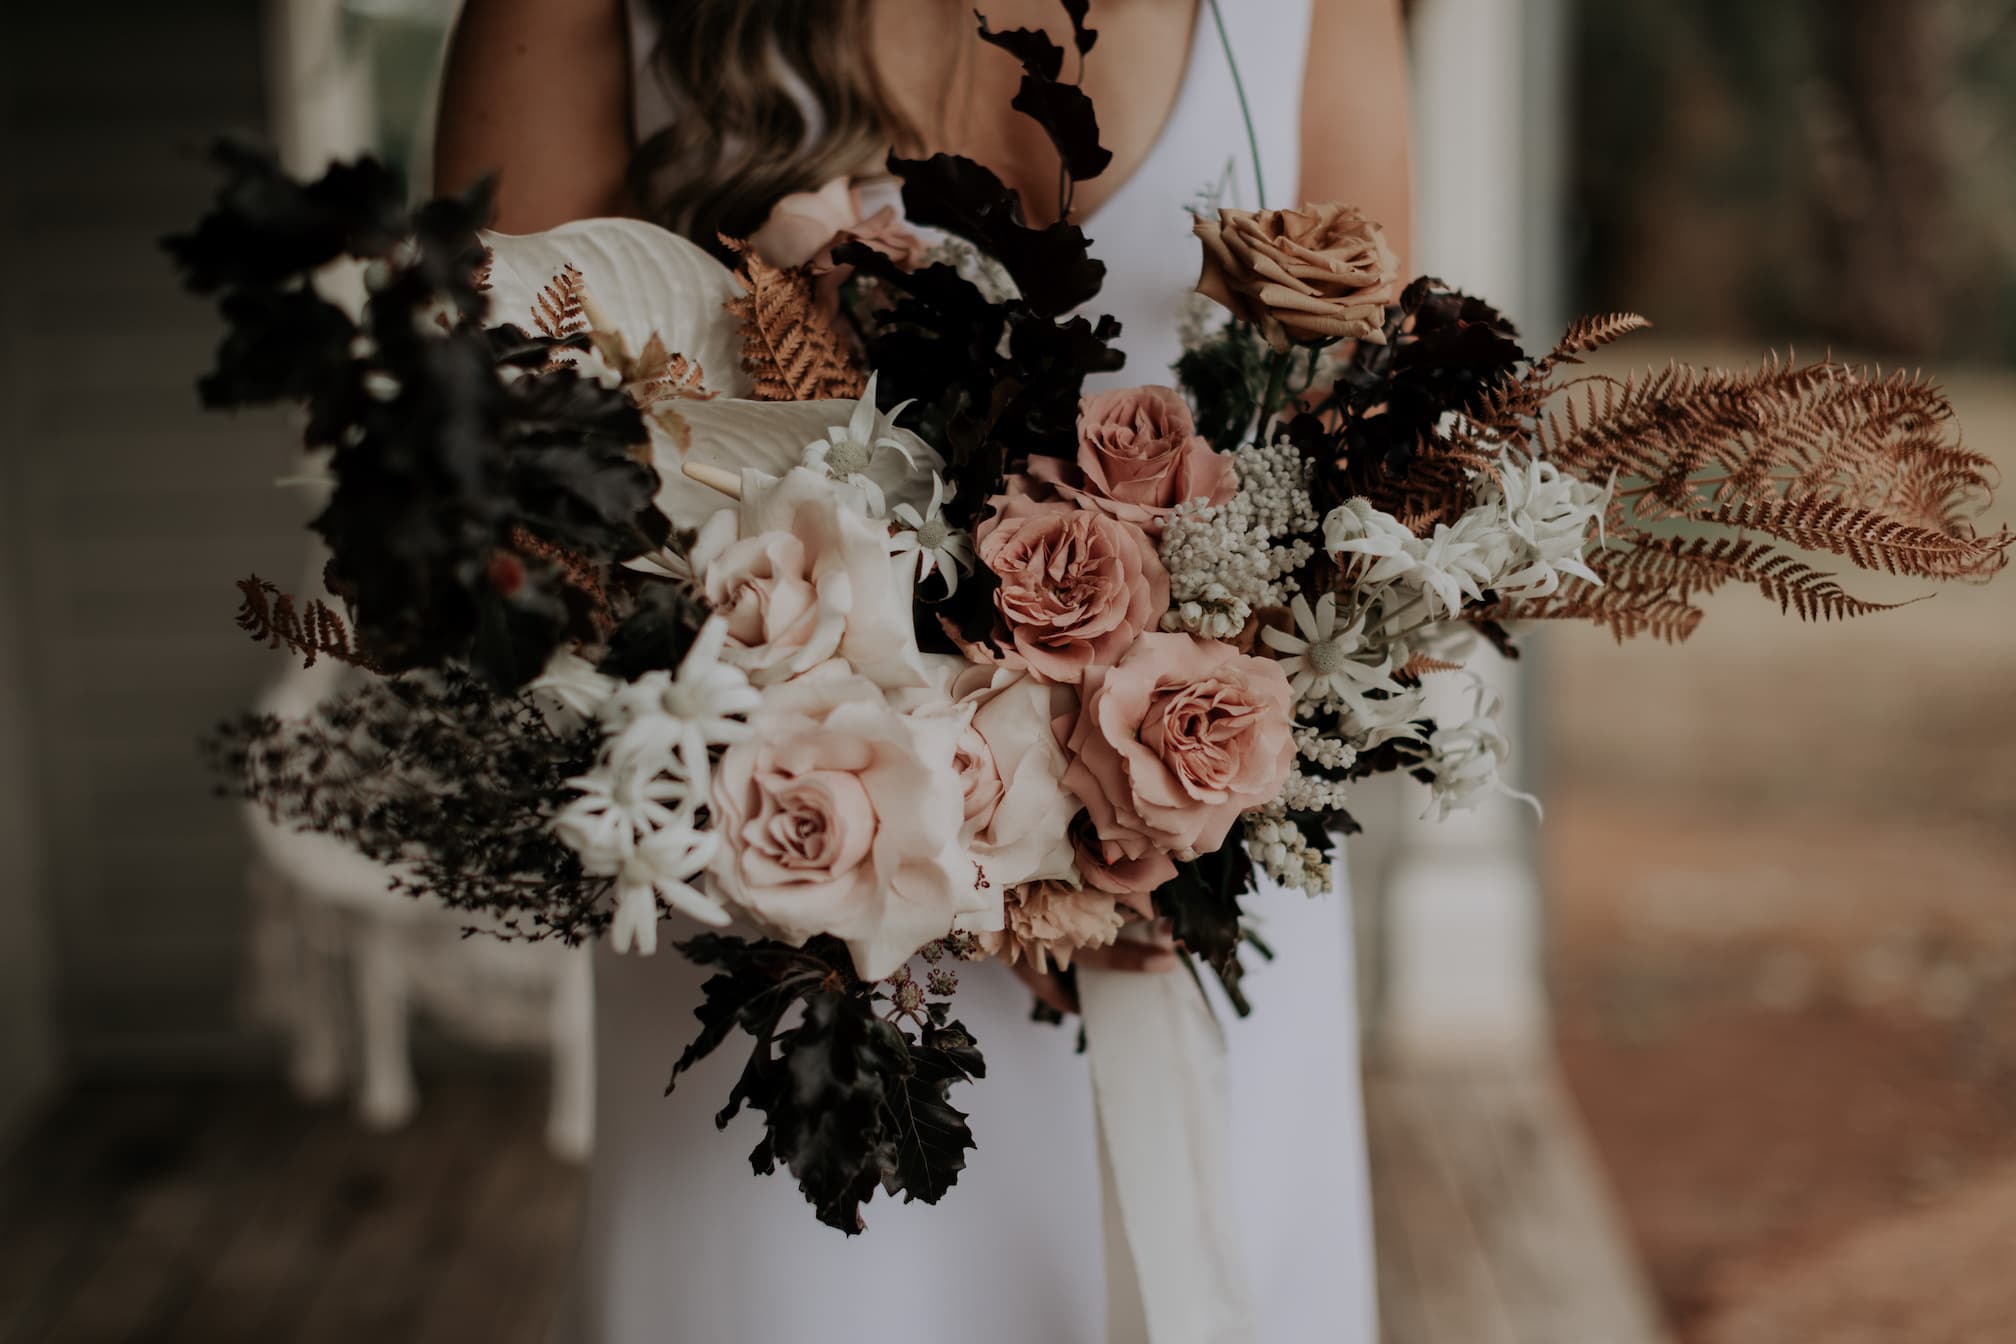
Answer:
[
  {"xmin": 609, "ymin": 821, "xmax": 726, "ymax": 954},
  {"xmin": 800, "ymin": 373, "xmax": 920, "ymax": 516},
  {"xmin": 1419, "ymin": 687, "xmax": 1541, "ymax": 821},
  {"xmin": 553, "ymin": 737, "xmax": 703, "ymax": 881},
  {"xmin": 605, "ymin": 616, "xmax": 760, "ymax": 769},
  {"xmin": 528, "ymin": 649, "xmax": 622, "ymax": 724},
  {"xmin": 888, "ymin": 474, "xmax": 975, "ymax": 596},
  {"xmin": 1261, "ymin": 592, "xmax": 1403, "ymax": 713}
]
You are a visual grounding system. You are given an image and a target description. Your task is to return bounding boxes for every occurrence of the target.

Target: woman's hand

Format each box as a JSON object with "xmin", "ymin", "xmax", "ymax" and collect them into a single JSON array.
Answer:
[{"xmin": 1008, "ymin": 926, "xmax": 1181, "ymax": 1017}]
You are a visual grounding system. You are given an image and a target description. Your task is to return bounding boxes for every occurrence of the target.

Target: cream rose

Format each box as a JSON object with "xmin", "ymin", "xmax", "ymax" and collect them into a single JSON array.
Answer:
[
  {"xmin": 974, "ymin": 492, "xmax": 1169, "ymax": 684},
  {"xmin": 708, "ymin": 669, "xmax": 992, "ymax": 980},
  {"xmin": 1059, "ymin": 632, "xmax": 1297, "ymax": 860},
  {"xmin": 947, "ymin": 665, "xmax": 1080, "ymax": 891},
  {"xmin": 694, "ymin": 466, "xmax": 927, "ymax": 691},
  {"xmin": 1026, "ymin": 386, "xmax": 1237, "ymax": 531},
  {"xmin": 1193, "ymin": 204, "xmax": 1399, "ymax": 352}
]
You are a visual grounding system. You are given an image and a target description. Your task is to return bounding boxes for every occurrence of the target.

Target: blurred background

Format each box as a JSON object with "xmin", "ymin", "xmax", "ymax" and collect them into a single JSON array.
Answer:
[{"xmin": 1, "ymin": 1, "xmax": 2011, "ymax": 1342}]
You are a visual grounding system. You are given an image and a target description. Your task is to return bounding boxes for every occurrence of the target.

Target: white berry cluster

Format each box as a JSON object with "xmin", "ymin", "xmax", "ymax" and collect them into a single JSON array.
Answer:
[
  {"xmin": 1294, "ymin": 725, "xmax": 1359, "ymax": 771},
  {"xmin": 1159, "ymin": 439, "xmax": 1318, "ymax": 638},
  {"xmin": 1245, "ymin": 810, "xmax": 1334, "ymax": 895}
]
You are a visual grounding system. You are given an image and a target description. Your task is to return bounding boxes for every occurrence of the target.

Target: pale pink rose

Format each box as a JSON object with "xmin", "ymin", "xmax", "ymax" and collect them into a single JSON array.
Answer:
[
  {"xmin": 982, "ymin": 879, "xmax": 1128, "ymax": 972},
  {"xmin": 1059, "ymin": 632, "xmax": 1297, "ymax": 860},
  {"xmin": 948, "ymin": 665, "xmax": 1080, "ymax": 891},
  {"xmin": 709, "ymin": 670, "xmax": 991, "ymax": 980},
  {"xmin": 949, "ymin": 717, "xmax": 1005, "ymax": 841},
  {"xmin": 694, "ymin": 466, "xmax": 927, "ymax": 691},
  {"xmin": 1070, "ymin": 810, "xmax": 1172, "ymax": 910},
  {"xmin": 747, "ymin": 176, "xmax": 924, "ymax": 309},
  {"xmin": 974, "ymin": 492, "xmax": 1170, "ymax": 684},
  {"xmin": 1026, "ymin": 387, "xmax": 1236, "ymax": 532}
]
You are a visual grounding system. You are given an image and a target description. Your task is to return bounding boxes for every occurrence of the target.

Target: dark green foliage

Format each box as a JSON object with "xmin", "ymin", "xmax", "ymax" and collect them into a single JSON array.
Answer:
[
  {"xmin": 670, "ymin": 935, "xmax": 986, "ymax": 1235},
  {"xmin": 1156, "ymin": 843, "xmax": 1257, "ymax": 1017},
  {"xmin": 165, "ymin": 140, "xmax": 669, "ymax": 689},
  {"xmin": 1175, "ymin": 319, "xmax": 1272, "ymax": 454}
]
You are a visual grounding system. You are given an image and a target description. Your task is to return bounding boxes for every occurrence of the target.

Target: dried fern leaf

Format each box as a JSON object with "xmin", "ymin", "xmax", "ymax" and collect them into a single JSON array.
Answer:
[
  {"xmin": 234, "ymin": 575, "xmax": 378, "ymax": 670},
  {"xmin": 1492, "ymin": 581, "xmax": 1706, "ymax": 644},
  {"xmin": 1534, "ymin": 312, "xmax": 1652, "ymax": 373},
  {"xmin": 1702, "ymin": 497, "xmax": 2011, "ymax": 580},
  {"xmin": 1594, "ymin": 536, "xmax": 1909, "ymax": 621},
  {"xmin": 722, "ymin": 239, "xmax": 867, "ymax": 402},
  {"xmin": 532, "ymin": 264, "xmax": 587, "ymax": 340}
]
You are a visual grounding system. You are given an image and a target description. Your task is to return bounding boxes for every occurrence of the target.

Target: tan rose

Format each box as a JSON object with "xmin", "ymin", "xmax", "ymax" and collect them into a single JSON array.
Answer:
[
  {"xmin": 1193, "ymin": 204, "xmax": 1399, "ymax": 352},
  {"xmin": 982, "ymin": 879, "xmax": 1129, "ymax": 972}
]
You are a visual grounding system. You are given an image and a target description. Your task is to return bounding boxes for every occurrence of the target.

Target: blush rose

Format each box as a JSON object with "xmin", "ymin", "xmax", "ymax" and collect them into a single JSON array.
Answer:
[
  {"xmin": 1059, "ymin": 632, "xmax": 1297, "ymax": 860},
  {"xmin": 708, "ymin": 669, "xmax": 992, "ymax": 980}
]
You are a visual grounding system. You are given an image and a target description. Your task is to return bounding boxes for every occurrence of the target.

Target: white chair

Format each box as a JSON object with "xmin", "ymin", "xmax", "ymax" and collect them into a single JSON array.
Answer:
[{"xmin": 239, "ymin": 551, "xmax": 594, "ymax": 1160}]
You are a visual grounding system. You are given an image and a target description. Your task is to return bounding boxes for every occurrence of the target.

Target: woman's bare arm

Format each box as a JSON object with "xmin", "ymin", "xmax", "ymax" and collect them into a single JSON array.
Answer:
[
  {"xmin": 1299, "ymin": 0, "xmax": 1415, "ymax": 273},
  {"xmin": 433, "ymin": 0, "xmax": 636, "ymax": 231}
]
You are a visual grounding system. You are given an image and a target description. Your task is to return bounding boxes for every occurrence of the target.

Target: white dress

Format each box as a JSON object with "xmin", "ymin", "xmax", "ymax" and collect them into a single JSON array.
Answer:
[{"xmin": 555, "ymin": 4, "xmax": 1378, "ymax": 1341}]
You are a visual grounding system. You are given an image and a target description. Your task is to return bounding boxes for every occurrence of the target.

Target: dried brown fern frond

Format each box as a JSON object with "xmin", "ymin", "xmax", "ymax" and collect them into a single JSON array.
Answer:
[
  {"xmin": 1396, "ymin": 653, "xmax": 1466, "ymax": 681},
  {"xmin": 1699, "ymin": 497, "xmax": 2011, "ymax": 580},
  {"xmin": 722, "ymin": 238, "xmax": 867, "ymax": 401},
  {"xmin": 626, "ymin": 334, "xmax": 715, "ymax": 409},
  {"xmin": 1590, "ymin": 536, "xmax": 1911, "ymax": 622},
  {"xmin": 235, "ymin": 576, "xmax": 379, "ymax": 670},
  {"xmin": 1488, "ymin": 579, "xmax": 1706, "ymax": 644},
  {"xmin": 1532, "ymin": 312, "xmax": 1653, "ymax": 374},
  {"xmin": 507, "ymin": 527, "xmax": 616, "ymax": 637},
  {"xmin": 532, "ymin": 264, "xmax": 587, "ymax": 340}
]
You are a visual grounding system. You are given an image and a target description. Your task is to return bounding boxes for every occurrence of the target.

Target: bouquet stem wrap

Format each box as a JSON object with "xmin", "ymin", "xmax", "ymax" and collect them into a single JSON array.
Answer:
[{"xmin": 1080, "ymin": 950, "xmax": 1257, "ymax": 1344}]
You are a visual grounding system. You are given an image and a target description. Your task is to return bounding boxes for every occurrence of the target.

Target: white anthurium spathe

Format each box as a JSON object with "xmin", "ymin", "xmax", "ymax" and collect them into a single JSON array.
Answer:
[
  {"xmin": 642, "ymin": 396, "xmax": 944, "ymax": 535},
  {"xmin": 478, "ymin": 218, "xmax": 750, "ymax": 399}
]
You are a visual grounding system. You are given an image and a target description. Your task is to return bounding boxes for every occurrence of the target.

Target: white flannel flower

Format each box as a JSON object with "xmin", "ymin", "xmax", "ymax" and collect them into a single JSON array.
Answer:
[
  {"xmin": 1409, "ymin": 519, "xmax": 1494, "ymax": 618},
  {"xmin": 1475, "ymin": 454, "xmax": 1609, "ymax": 599},
  {"xmin": 1419, "ymin": 687, "xmax": 1541, "ymax": 821},
  {"xmin": 609, "ymin": 820, "xmax": 725, "ymax": 954},
  {"xmin": 800, "ymin": 373, "xmax": 921, "ymax": 516},
  {"xmin": 1261, "ymin": 592, "xmax": 1403, "ymax": 713},
  {"xmin": 529, "ymin": 650, "xmax": 622, "ymax": 724},
  {"xmin": 888, "ymin": 474, "xmax": 975, "ymax": 596},
  {"xmin": 554, "ymin": 731, "xmax": 724, "ymax": 951},
  {"xmin": 606, "ymin": 616, "xmax": 760, "ymax": 769},
  {"xmin": 1324, "ymin": 498, "xmax": 1418, "ymax": 583}
]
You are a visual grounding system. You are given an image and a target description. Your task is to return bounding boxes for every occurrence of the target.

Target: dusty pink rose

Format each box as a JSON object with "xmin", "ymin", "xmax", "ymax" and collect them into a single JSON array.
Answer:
[
  {"xmin": 943, "ymin": 665, "xmax": 1080, "ymax": 890},
  {"xmin": 1059, "ymin": 632, "xmax": 1297, "ymax": 860},
  {"xmin": 709, "ymin": 670, "xmax": 991, "ymax": 981},
  {"xmin": 982, "ymin": 880, "xmax": 1128, "ymax": 972},
  {"xmin": 974, "ymin": 493, "xmax": 1170, "ymax": 684},
  {"xmin": 1070, "ymin": 810, "xmax": 1173, "ymax": 908},
  {"xmin": 1026, "ymin": 387, "xmax": 1236, "ymax": 531}
]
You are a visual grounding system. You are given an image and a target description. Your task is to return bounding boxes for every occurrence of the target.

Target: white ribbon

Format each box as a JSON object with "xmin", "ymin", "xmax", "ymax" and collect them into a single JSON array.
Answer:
[{"xmin": 1079, "ymin": 956, "xmax": 1257, "ymax": 1344}]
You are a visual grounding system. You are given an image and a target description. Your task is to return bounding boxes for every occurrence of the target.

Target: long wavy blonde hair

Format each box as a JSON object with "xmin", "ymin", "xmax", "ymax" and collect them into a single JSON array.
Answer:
[{"xmin": 630, "ymin": 0, "xmax": 935, "ymax": 254}]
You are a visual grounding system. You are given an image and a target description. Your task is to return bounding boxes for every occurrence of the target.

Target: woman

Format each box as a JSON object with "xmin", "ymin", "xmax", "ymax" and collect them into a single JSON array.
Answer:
[{"xmin": 436, "ymin": 3, "xmax": 1412, "ymax": 1340}]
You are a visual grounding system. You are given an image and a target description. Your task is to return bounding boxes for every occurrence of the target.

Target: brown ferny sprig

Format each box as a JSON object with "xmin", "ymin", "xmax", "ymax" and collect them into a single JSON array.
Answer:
[
  {"xmin": 722, "ymin": 238, "xmax": 867, "ymax": 401},
  {"xmin": 234, "ymin": 575, "xmax": 380, "ymax": 670},
  {"xmin": 1467, "ymin": 316, "xmax": 2010, "ymax": 641}
]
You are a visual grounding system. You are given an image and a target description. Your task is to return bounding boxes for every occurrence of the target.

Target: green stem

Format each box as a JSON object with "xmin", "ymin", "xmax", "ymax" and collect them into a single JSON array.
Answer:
[
  {"xmin": 1207, "ymin": 0, "xmax": 1267, "ymax": 206},
  {"xmin": 1259, "ymin": 349, "xmax": 1292, "ymax": 428}
]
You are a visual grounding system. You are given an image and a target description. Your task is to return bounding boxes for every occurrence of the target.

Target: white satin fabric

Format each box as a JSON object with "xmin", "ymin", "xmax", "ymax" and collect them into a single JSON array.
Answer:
[{"xmin": 554, "ymin": 4, "xmax": 1376, "ymax": 1340}]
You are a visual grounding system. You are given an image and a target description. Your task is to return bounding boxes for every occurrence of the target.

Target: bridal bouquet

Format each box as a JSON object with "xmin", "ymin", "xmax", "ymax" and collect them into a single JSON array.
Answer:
[{"xmin": 172, "ymin": 5, "xmax": 2005, "ymax": 1233}]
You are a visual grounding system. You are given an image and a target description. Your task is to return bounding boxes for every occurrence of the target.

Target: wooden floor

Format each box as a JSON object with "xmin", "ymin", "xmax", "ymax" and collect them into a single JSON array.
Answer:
[{"xmin": 0, "ymin": 1070, "xmax": 1663, "ymax": 1344}]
